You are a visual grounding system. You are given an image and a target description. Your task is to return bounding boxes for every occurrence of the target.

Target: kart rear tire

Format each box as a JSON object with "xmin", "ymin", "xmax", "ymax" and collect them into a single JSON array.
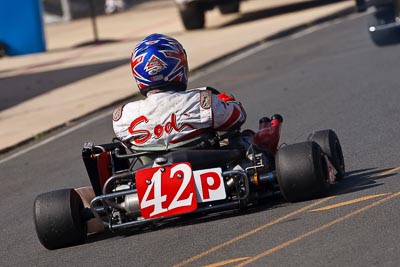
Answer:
[
  {"xmin": 33, "ymin": 189, "xmax": 87, "ymax": 250},
  {"xmin": 276, "ymin": 141, "xmax": 330, "ymax": 202},
  {"xmin": 178, "ymin": 3, "xmax": 205, "ymax": 30},
  {"xmin": 219, "ymin": 1, "xmax": 240, "ymax": 14},
  {"xmin": 308, "ymin": 129, "xmax": 345, "ymax": 180}
]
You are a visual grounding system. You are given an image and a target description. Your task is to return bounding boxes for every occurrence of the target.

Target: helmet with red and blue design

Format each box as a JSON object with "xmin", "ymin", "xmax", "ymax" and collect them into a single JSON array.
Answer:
[{"xmin": 131, "ymin": 33, "xmax": 189, "ymax": 96}]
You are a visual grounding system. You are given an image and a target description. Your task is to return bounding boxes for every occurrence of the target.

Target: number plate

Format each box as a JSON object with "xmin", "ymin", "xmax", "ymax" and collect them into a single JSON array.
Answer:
[{"xmin": 136, "ymin": 163, "xmax": 197, "ymax": 219}]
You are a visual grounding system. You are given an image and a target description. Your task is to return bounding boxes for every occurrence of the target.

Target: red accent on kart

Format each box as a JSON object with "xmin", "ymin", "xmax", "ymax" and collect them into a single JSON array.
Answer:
[
  {"xmin": 253, "ymin": 117, "xmax": 282, "ymax": 155},
  {"xmin": 271, "ymin": 119, "xmax": 279, "ymax": 127},
  {"xmin": 135, "ymin": 163, "xmax": 197, "ymax": 219},
  {"xmin": 97, "ymin": 152, "xmax": 113, "ymax": 191}
]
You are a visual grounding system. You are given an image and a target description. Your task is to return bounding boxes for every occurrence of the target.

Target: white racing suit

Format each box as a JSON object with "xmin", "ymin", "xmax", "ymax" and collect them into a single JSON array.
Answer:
[{"xmin": 113, "ymin": 88, "xmax": 246, "ymax": 150}]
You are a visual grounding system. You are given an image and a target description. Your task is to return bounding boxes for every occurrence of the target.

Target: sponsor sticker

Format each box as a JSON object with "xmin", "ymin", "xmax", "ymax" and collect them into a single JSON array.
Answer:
[
  {"xmin": 113, "ymin": 105, "xmax": 125, "ymax": 122},
  {"xmin": 200, "ymin": 90, "xmax": 212, "ymax": 109},
  {"xmin": 145, "ymin": 55, "xmax": 167, "ymax": 75}
]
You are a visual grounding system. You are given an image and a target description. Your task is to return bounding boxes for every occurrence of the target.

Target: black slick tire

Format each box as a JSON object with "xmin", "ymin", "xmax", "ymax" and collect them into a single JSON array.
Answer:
[
  {"xmin": 276, "ymin": 141, "xmax": 330, "ymax": 202},
  {"xmin": 33, "ymin": 189, "xmax": 87, "ymax": 250}
]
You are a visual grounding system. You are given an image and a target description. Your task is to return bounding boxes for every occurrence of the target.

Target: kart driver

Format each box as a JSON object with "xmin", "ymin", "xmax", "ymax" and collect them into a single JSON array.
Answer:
[{"xmin": 113, "ymin": 33, "xmax": 247, "ymax": 151}]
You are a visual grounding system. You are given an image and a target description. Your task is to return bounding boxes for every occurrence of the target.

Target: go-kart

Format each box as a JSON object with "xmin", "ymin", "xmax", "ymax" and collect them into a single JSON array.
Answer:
[{"xmin": 33, "ymin": 115, "xmax": 345, "ymax": 250}]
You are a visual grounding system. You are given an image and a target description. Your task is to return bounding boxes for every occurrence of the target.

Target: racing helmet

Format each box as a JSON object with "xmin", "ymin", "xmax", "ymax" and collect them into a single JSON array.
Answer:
[{"xmin": 131, "ymin": 33, "xmax": 189, "ymax": 96}]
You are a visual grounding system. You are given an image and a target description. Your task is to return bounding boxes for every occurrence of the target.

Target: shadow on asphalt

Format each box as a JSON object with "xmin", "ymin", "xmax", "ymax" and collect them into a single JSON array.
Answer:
[
  {"xmin": 218, "ymin": 0, "xmax": 351, "ymax": 29},
  {"xmin": 74, "ymin": 39, "xmax": 119, "ymax": 48},
  {"xmin": 332, "ymin": 167, "xmax": 398, "ymax": 195},
  {"xmin": 0, "ymin": 58, "xmax": 127, "ymax": 111}
]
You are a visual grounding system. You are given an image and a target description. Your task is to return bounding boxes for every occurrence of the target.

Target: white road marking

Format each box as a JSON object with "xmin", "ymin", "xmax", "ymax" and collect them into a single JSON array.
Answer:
[{"xmin": 0, "ymin": 111, "xmax": 111, "ymax": 165}]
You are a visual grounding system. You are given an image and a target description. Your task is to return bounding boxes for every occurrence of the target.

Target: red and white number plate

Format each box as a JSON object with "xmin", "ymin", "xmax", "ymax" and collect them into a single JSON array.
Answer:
[{"xmin": 135, "ymin": 163, "xmax": 226, "ymax": 219}]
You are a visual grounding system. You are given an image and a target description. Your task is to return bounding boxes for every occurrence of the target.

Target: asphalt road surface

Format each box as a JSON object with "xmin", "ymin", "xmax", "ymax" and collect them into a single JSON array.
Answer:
[{"xmin": 1, "ymin": 12, "xmax": 400, "ymax": 267}]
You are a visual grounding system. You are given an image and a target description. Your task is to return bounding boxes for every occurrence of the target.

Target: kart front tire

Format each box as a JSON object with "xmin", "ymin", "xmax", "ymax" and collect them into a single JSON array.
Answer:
[
  {"xmin": 276, "ymin": 141, "xmax": 330, "ymax": 202},
  {"xmin": 33, "ymin": 189, "xmax": 87, "ymax": 250},
  {"xmin": 308, "ymin": 129, "xmax": 345, "ymax": 180}
]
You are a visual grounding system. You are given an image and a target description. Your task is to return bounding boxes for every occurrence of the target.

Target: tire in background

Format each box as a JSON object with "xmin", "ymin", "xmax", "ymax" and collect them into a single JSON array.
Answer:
[
  {"xmin": 308, "ymin": 129, "xmax": 345, "ymax": 180},
  {"xmin": 276, "ymin": 141, "xmax": 330, "ymax": 202},
  {"xmin": 178, "ymin": 3, "xmax": 205, "ymax": 30},
  {"xmin": 33, "ymin": 189, "xmax": 87, "ymax": 250}
]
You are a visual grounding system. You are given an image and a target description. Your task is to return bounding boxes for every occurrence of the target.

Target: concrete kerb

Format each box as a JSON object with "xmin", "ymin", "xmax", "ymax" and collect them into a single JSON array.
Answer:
[{"xmin": 0, "ymin": 5, "xmax": 355, "ymax": 156}]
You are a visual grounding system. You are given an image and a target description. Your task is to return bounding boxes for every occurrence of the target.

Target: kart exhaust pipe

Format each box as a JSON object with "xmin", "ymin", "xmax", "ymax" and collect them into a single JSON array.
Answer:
[
  {"xmin": 258, "ymin": 171, "xmax": 277, "ymax": 184},
  {"xmin": 250, "ymin": 171, "xmax": 277, "ymax": 187}
]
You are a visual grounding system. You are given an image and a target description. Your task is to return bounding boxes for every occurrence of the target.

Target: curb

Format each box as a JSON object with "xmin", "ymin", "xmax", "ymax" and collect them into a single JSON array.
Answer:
[{"xmin": 0, "ymin": 5, "xmax": 355, "ymax": 156}]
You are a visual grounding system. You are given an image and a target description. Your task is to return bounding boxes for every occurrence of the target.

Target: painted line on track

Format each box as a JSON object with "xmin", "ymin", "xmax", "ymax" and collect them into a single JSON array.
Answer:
[
  {"xmin": 173, "ymin": 196, "xmax": 336, "ymax": 267},
  {"xmin": 0, "ymin": 111, "xmax": 111, "ymax": 165},
  {"xmin": 234, "ymin": 191, "xmax": 400, "ymax": 266},
  {"xmin": 378, "ymin": 166, "xmax": 400, "ymax": 176},
  {"xmin": 203, "ymin": 257, "xmax": 250, "ymax": 267},
  {"xmin": 174, "ymin": 166, "xmax": 400, "ymax": 266},
  {"xmin": 309, "ymin": 193, "xmax": 390, "ymax": 212}
]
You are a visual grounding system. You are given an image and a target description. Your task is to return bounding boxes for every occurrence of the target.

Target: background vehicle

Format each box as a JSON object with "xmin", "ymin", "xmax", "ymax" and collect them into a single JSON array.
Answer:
[
  {"xmin": 357, "ymin": 0, "xmax": 400, "ymax": 45},
  {"xmin": 175, "ymin": 0, "xmax": 242, "ymax": 30},
  {"xmin": 33, "ymin": 115, "xmax": 345, "ymax": 250}
]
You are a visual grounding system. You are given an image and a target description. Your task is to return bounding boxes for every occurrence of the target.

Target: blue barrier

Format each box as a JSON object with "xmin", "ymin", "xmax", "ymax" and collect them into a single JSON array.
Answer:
[{"xmin": 0, "ymin": 0, "xmax": 46, "ymax": 56}]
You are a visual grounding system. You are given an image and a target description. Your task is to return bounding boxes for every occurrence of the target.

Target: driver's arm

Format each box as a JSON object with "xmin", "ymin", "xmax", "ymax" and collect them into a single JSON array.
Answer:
[{"xmin": 211, "ymin": 92, "xmax": 247, "ymax": 131}]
